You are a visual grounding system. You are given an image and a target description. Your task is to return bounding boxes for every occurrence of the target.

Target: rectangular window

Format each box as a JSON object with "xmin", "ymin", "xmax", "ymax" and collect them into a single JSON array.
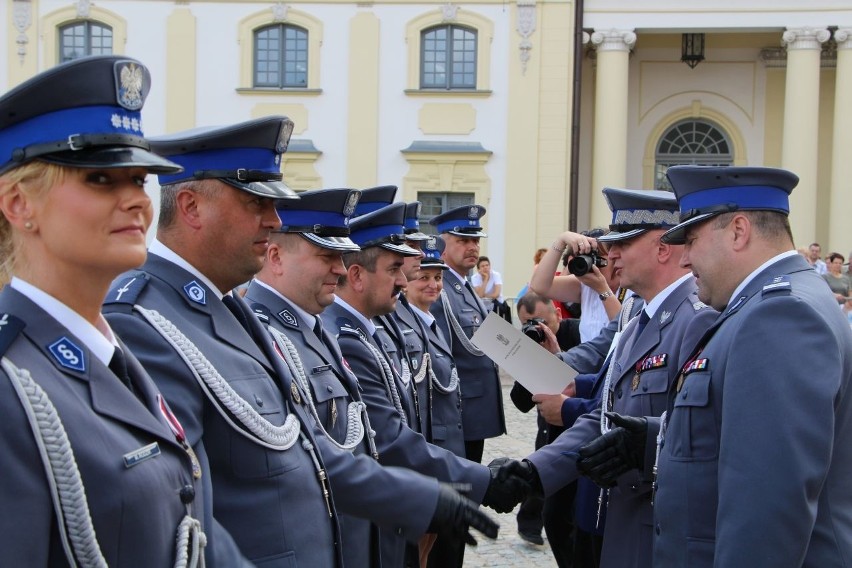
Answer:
[{"xmin": 417, "ymin": 192, "xmax": 475, "ymax": 235}]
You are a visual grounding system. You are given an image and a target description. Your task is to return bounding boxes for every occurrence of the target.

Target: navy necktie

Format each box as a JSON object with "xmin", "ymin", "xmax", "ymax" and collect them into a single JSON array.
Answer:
[
  {"xmin": 109, "ymin": 348, "xmax": 135, "ymax": 394},
  {"xmin": 635, "ymin": 310, "xmax": 651, "ymax": 336}
]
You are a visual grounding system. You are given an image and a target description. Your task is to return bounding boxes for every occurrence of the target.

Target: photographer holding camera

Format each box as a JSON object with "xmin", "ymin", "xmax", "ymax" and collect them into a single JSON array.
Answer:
[{"xmin": 530, "ymin": 229, "xmax": 622, "ymax": 343}]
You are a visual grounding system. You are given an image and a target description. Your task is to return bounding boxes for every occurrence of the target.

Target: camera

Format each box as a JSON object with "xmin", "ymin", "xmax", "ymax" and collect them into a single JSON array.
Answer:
[
  {"xmin": 522, "ymin": 317, "xmax": 547, "ymax": 343},
  {"xmin": 567, "ymin": 251, "xmax": 608, "ymax": 277}
]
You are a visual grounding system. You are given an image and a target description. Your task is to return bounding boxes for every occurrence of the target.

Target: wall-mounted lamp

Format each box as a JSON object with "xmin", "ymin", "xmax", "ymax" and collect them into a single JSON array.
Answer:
[{"xmin": 681, "ymin": 33, "xmax": 705, "ymax": 69}]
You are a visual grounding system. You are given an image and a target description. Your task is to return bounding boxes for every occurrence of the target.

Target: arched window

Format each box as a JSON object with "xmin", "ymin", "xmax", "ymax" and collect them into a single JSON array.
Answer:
[
  {"xmin": 655, "ymin": 119, "xmax": 733, "ymax": 190},
  {"xmin": 420, "ymin": 25, "xmax": 477, "ymax": 89},
  {"xmin": 59, "ymin": 21, "xmax": 113, "ymax": 62},
  {"xmin": 254, "ymin": 24, "xmax": 308, "ymax": 88}
]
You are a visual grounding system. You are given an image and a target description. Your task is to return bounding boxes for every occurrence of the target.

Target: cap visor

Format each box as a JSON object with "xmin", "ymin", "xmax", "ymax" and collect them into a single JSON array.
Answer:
[
  {"xmin": 380, "ymin": 242, "xmax": 422, "ymax": 257},
  {"xmin": 420, "ymin": 258, "xmax": 450, "ymax": 270},
  {"xmin": 660, "ymin": 213, "xmax": 718, "ymax": 245},
  {"xmin": 42, "ymin": 146, "xmax": 183, "ymax": 174},
  {"xmin": 221, "ymin": 178, "xmax": 298, "ymax": 200},
  {"xmin": 405, "ymin": 231, "xmax": 431, "ymax": 242},
  {"xmin": 597, "ymin": 228, "xmax": 647, "ymax": 243},
  {"xmin": 447, "ymin": 229, "xmax": 488, "ymax": 238},
  {"xmin": 301, "ymin": 233, "xmax": 361, "ymax": 252}
]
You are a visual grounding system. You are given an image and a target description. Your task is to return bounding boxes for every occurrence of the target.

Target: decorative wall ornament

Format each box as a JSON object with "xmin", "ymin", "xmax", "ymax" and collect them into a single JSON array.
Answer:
[
  {"xmin": 590, "ymin": 29, "xmax": 636, "ymax": 53},
  {"xmin": 12, "ymin": 0, "xmax": 31, "ymax": 64},
  {"xmin": 272, "ymin": 3, "xmax": 289, "ymax": 23},
  {"xmin": 516, "ymin": 0, "xmax": 536, "ymax": 75},
  {"xmin": 837, "ymin": 28, "xmax": 852, "ymax": 50},
  {"xmin": 782, "ymin": 27, "xmax": 831, "ymax": 51},
  {"xmin": 76, "ymin": 0, "xmax": 91, "ymax": 19},
  {"xmin": 441, "ymin": 3, "xmax": 458, "ymax": 23}
]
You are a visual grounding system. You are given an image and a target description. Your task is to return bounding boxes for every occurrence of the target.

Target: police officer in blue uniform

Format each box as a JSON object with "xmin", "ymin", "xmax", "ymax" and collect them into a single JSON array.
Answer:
[
  {"xmin": 583, "ymin": 166, "xmax": 852, "ymax": 567},
  {"xmin": 322, "ymin": 202, "xmax": 521, "ymax": 567},
  {"xmin": 244, "ymin": 187, "xmax": 381, "ymax": 566},
  {"xmin": 429, "ymin": 205, "xmax": 506, "ymax": 464},
  {"xmin": 0, "ymin": 55, "xmax": 206, "ymax": 567},
  {"xmin": 102, "ymin": 118, "xmax": 499, "ymax": 567},
  {"xmin": 493, "ymin": 187, "xmax": 717, "ymax": 568},
  {"xmin": 403, "ymin": 236, "xmax": 472, "ymax": 568}
]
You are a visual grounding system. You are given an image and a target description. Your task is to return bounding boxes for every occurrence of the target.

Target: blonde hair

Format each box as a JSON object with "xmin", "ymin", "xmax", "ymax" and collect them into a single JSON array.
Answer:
[{"xmin": 0, "ymin": 161, "xmax": 66, "ymax": 287}]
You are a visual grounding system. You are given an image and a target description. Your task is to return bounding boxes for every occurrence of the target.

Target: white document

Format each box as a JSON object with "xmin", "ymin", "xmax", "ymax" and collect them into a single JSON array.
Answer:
[{"xmin": 471, "ymin": 312, "xmax": 577, "ymax": 395}]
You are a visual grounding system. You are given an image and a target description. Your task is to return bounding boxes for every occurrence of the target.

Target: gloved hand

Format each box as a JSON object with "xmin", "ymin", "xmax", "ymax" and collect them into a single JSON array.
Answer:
[
  {"xmin": 576, "ymin": 412, "xmax": 648, "ymax": 488},
  {"xmin": 427, "ymin": 483, "xmax": 499, "ymax": 546},
  {"xmin": 482, "ymin": 457, "xmax": 537, "ymax": 513}
]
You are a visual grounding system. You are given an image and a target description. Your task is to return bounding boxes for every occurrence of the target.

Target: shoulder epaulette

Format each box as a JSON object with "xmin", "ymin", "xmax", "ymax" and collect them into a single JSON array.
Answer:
[
  {"xmin": 336, "ymin": 317, "xmax": 368, "ymax": 341},
  {"xmin": 105, "ymin": 272, "xmax": 150, "ymax": 306},
  {"xmin": 0, "ymin": 313, "xmax": 25, "ymax": 358},
  {"xmin": 249, "ymin": 302, "xmax": 271, "ymax": 324},
  {"xmin": 761, "ymin": 275, "xmax": 792, "ymax": 298}
]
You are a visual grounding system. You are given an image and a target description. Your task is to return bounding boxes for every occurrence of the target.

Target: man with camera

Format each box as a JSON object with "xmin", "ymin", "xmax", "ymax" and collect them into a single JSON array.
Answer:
[
  {"xmin": 494, "ymin": 187, "xmax": 717, "ymax": 568},
  {"xmin": 511, "ymin": 292, "xmax": 582, "ymax": 562}
]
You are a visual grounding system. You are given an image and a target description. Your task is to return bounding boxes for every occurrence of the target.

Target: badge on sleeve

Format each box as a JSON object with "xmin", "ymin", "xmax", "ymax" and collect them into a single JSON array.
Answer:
[{"xmin": 48, "ymin": 337, "xmax": 85, "ymax": 372}]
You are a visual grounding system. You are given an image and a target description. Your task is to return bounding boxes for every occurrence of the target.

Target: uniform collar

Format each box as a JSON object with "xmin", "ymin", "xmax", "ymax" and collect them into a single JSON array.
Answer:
[
  {"xmin": 10, "ymin": 277, "xmax": 116, "ymax": 365},
  {"xmin": 251, "ymin": 278, "xmax": 317, "ymax": 329},
  {"xmin": 726, "ymin": 250, "xmax": 799, "ymax": 308},
  {"xmin": 643, "ymin": 273, "xmax": 692, "ymax": 319},
  {"xmin": 409, "ymin": 304, "xmax": 436, "ymax": 327},
  {"xmin": 332, "ymin": 295, "xmax": 376, "ymax": 335},
  {"xmin": 149, "ymin": 238, "xmax": 225, "ymax": 299}
]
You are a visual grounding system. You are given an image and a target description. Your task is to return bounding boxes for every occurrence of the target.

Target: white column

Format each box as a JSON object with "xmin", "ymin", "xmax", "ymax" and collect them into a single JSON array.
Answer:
[
  {"xmin": 589, "ymin": 29, "xmax": 635, "ymax": 229},
  {"xmin": 828, "ymin": 28, "xmax": 852, "ymax": 254},
  {"xmin": 781, "ymin": 27, "xmax": 830, "ymax": 244}
]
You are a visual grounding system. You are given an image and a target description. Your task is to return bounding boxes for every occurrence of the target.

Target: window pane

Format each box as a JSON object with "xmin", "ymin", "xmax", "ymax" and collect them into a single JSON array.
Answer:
[
  {"xmin": 655, "ymin": 119, "xmax": 734, "ymax": 189},
  {"xmin": 60, "ymin": 22, "xmax": 112, "ymax": 62},
  {"xmin": 417, "ymin": 192, "xmax": 474, "ymax": 235}
]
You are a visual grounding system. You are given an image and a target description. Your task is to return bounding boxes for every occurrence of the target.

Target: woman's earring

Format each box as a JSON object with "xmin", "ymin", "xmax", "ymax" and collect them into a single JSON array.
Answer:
[{"xmin": 24, "ymin": 221, "xmax": 33, "ymax": 230}]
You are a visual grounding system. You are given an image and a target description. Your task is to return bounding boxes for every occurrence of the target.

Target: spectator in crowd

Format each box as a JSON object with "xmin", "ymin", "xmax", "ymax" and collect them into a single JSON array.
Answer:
[
  {"xmin": 823, "ymin": 252, "xmax": 850, "ymax": 304},
  {"xmin": 807, "ymin": 242, "xmax": 827, "ymax": 274},
  {"xmin": 472, "ymin": 255, "xmax": 505, "ymax": 313},
  {"xmin": 530, "ymin": 229, "xmax": 622, "ymax": 342}
]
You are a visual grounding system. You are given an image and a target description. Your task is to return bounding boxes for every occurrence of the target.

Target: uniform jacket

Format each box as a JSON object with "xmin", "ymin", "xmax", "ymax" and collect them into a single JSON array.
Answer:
[
  {"xmin": 244, "ymin": 281, "xmax": 377, "ymax": 568},
  {"xmin": 388, "ymin": 295, "xmax": 466, "ymax": 456},
  {"xmin": 321, "ymin": 300, "xmax": 489, "ymax": 567},
  {"xmin": 429, "ymin": 270, "xmax": 506, "ymax": 441},
  {"xmin": 0, "ymin": 288, "xmax": 201, "ymax": 567},
  {"xmin": 653, "ymin": 254, "xmax": 852, "ymax": 567},
  {"xmin": 383, "ymin": 297, "xmax": 428, "ymax": 435},
  {"xmin": 104, "ymin": 254, "xmax": 440, "ymax": 568},
  {"xmin": 527, "ymin": 276, "xmax": 716, "ymax": 568}
]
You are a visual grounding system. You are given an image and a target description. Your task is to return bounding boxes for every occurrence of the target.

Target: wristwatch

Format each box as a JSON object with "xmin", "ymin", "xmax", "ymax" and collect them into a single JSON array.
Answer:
[{"xmin": 598, "ymin": 291, "xmax": 614, "ymax": 301}]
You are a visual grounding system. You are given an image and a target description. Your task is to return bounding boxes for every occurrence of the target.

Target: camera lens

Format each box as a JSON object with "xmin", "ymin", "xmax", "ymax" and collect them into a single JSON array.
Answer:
[{"xmin": 567, "ymin": 254, "xmax": 594, "ymax": 276}]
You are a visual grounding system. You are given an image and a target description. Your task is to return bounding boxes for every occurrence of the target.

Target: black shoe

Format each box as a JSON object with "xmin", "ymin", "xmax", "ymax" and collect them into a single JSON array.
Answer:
[{"xmin": 518, "ymin": 531, "xmax": 544, "ymax": 546}]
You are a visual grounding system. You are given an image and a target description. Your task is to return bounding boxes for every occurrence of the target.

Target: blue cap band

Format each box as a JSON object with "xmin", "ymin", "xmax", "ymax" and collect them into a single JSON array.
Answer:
[
  {"xmin": 351, "ymin": 223, "xmax": 406, "ymax": 246},
  {"xmin": 435, "ymin": 218, "xmax": 482, "ymax": 234},
  {"xmin": 279, "ymin": 209, "xmax": 349, "ymax": 229},
  {"xmin": 354, "ymin": 201, "xmax": 391, "ymax": 216},
  {"xmin": 404, "ymin": 217, "xmax": 421, "ymax": 231},
  {"xmin": 158, "ymin": 147, "xmax": 279, "ymax": 185},
  {"xmin": 0, "ymin": 105, "xmax": 143, "ymax": 167},
  {"xmin": 680, "ymin": 185, "xmax": 790, "ymax": 216}
]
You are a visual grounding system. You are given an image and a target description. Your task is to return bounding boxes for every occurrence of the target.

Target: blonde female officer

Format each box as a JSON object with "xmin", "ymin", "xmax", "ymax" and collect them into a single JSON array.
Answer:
[{"xmin": 0, "ymin": 56, "xmax": 205, "ymax": 567}]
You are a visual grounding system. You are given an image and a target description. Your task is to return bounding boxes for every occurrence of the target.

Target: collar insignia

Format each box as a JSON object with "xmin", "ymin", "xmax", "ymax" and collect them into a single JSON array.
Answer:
[
  {"xmin": 278, "ymin": 310, "xmax": 298, "ymax": 327},
  {"xmin": 183, "ymin": 281, "xmax": 207, "ymax": 305},
  {"xmin": 48, "ymin": 337, "xmax": 86, "ymax": 373},
  {"xmin": 660, "ymin": 310, "xmax": 672, "ymax": 324}
]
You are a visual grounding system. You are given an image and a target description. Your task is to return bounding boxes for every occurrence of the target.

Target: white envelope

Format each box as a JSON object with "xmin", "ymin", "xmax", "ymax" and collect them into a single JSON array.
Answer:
[{"xmin": 471, "ymin": 312, "xmax": 577, "ymax": 395}]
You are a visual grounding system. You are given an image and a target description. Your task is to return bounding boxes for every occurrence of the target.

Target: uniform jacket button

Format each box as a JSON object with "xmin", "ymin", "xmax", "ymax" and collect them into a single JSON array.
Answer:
[{"xmin": 180, "ymin": 485, "xmax": 196, "ymax": 504}]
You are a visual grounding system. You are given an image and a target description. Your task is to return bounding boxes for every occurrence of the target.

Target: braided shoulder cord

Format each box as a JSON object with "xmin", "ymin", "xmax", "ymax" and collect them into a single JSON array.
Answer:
[
  {"xmin": 439, "ymin": 290, "xmax": 485, "ymax": 357},
  {"xmin": 599, "ymin": 295, "xmax": 638, "ymax": 435},
  {"xmin": 134, "ymin": 306, "xmax": 300, "ymax": 451},
  {"xmin": 267, "ymin": 326, "xmax": 371, "ymax": 453},
  {"xmin": 411, "ymin": 352, "xmax": 460, "ymax": 396},
  {"xmin": 3, "ymin": 357, "xmax": 106, "ymax": 568},
  {"xmin": 2, "ymin": 357, "xmax": 207, "ymax": 568},
  {"xmin": 351, "ymin": 332, "xmax": 408, "ymax": 424}
]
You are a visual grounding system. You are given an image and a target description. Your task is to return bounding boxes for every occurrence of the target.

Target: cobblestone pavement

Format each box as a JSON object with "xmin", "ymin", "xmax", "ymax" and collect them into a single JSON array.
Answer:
[{"xmin": 464, "ymin": 377, "xmax": 559, "ymax": 568}]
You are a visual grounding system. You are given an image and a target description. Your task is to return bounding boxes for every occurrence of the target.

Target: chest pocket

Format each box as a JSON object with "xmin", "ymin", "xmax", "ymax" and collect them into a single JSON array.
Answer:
[
  {"xmin": 629, "ymin": 367, "xmax": 670, "ymax": 417},
  {"xmin": 457, "ymin": 308, "xmax": 481, "ymax": 335},
  {"xmin": 668, "ymin": 371, "xmax": 717, "ymax": 459},
  {"xmin": 310, "ymin": 367, "xmax": 349, "ymax": 404}
]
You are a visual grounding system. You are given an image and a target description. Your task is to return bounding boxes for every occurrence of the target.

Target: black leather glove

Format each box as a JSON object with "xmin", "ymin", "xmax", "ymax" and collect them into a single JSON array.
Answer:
[
  {"xmin": 427, "ymin": 483, "xmax": 499, "ymax": 546},
  {"xmin": 481, "ymin": 457, "xmax": 537, "ymax": 513},
  {"xmin": 510, "ymin": 381, "xmax": 535, "ymax": 413},
  {"xmin": 576, "ymin": 412, "xmax": 648, "ymax": 488}
]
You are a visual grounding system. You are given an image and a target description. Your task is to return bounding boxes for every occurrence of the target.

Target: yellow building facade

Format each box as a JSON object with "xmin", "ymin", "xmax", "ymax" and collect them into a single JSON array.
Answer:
[{"xmin": 4, "ymin": 0, "xmax": 852, "ymax": 296}]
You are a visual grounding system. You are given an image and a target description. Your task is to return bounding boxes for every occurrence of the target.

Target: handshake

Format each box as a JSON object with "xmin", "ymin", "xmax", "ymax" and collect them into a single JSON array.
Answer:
[{"xmin": 481, "ymin": 412, "xmax": 650, "ymax": 513}]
